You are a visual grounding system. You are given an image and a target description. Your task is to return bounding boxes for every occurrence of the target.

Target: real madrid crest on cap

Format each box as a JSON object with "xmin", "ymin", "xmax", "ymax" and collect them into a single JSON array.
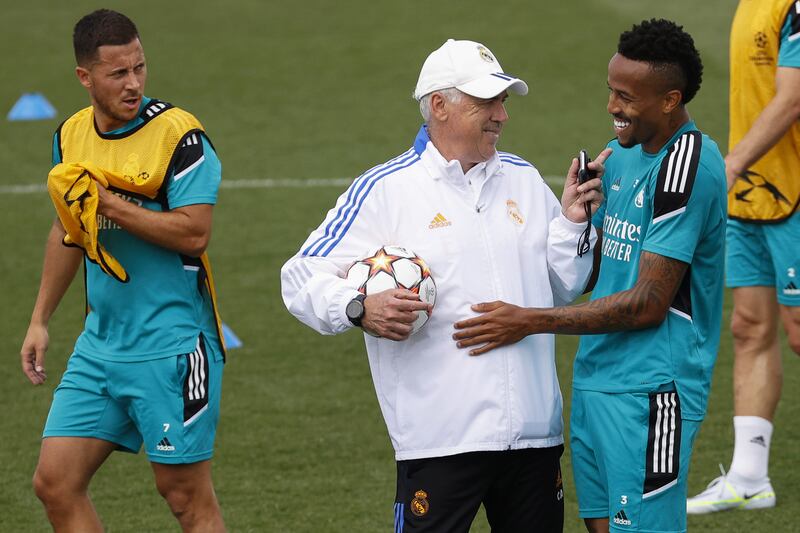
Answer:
[
  {"xmin": 477, "ymin": 45, "xmax": 495, "ymax": 63},
  {"xmin": 411, "ymin": 490, "xmax": 430, "ymax": 517}
]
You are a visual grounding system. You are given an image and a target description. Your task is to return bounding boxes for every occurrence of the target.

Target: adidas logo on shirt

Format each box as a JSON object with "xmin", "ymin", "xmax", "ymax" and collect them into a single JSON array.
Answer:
[
  {"xmin": 428, "ymin": 213, "xmax": 452, "ymax": 229},
  {"xmin": 784, "ymin": 281, "xmax": 800, "ymax": 295},
  {"xmin": 613, "ymin": 509, "xmax": 632, "ymax": 526},
  {"xmin": 156, "ymin": 437, "xmax": 176, "ymax": 452},
  {"xmin": 144, "ymin": 101, "xmax": 168, "ymax": 118},
  {"xmin": 611, "ymin": 177, "xmax": 622, "ymax": 191}
]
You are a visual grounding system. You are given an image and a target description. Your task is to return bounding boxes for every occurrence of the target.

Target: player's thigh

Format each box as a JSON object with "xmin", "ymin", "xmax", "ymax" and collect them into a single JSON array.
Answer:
[
  {"xmin": 395, "ymin": 452, "xmax": 491, "ymax": 533},
  {"xmin": 726, "ymin": 219, "xmax": 773, "ymax": 288},
  {"xmin": 570, "ymin": 389, "xmax": 608, "ymax": 519},
  {"xmin": 780, "ymin": 304, "xmax": 800, "ymax": 354},
  {"xmin": 111, "ymin": 334, "xmax": 224, "ymax": 465},
  {"xmin": 151, "ymin": 459, "xmax": 215, "ymax": 500},
  {"xmin": 35, "ymin": 437, "xmax": 118, "ymax": 493},
  {"xmin": 483, "ymin": 446, "xmax": 564, "ymax": 533},
  {"xmin": 730, "ymin": 287, "xmax": 780, "ymax": 342},
  {"xmin": 43, "ymin": 351, "xmax": 141, "ymax": 453}
]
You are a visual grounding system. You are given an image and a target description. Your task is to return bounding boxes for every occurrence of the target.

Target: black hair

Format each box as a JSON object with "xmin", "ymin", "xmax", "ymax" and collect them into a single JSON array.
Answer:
[
  {"xmin": 617, "ymin": 19, "xmax": 703, "ymax": 104},
  {"xmin": 73, "ymin": 9, "xmax": 140, "ymax": 66}
]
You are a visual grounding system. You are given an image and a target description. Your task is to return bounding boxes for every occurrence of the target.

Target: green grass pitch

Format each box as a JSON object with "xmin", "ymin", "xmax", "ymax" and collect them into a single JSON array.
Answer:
[{"xmin": 1, "ymin": 1, "xmax": 797, "ymax": 531}]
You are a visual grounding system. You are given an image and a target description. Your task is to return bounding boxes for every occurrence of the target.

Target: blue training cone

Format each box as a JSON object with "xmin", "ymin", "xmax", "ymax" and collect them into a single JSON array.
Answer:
[
  {"xmin": 221, "ymin": 322, "xmax": 243, "ymax": 349},
  {"xmin": 7, "ymin": 92, "xmax": 57, "ymax": 121}
]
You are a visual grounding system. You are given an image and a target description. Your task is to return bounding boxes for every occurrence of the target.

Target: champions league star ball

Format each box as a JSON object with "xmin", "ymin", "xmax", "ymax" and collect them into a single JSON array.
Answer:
[{"xmin": 346, "ymin": 245, "xmax": 437, "ymax": 335}]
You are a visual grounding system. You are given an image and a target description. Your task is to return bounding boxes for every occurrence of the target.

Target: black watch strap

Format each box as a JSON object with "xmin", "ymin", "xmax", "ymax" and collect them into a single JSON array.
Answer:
[{"xmin": 346, "ymin": 293, "xmax": 367, "ymax": 327}]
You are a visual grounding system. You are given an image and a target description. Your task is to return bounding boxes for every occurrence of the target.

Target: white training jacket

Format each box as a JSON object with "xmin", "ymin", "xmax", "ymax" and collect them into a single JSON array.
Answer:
[{"xmin": 281, "ymin": 126, "xmax": 596, "ymax": 461}]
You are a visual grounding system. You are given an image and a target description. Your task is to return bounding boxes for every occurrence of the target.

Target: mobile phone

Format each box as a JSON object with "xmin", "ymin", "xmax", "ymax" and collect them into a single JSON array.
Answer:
[
  {"xmin": 576, "ymin": 150, "xmax": 595, "ymax": 257},
  {"xmin": 578, "ymin": 150, "xmax": 596, "ymax": 184}
]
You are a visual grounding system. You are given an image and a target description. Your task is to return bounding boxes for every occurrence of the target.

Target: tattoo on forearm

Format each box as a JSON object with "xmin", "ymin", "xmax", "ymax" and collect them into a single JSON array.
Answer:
[{"xmin": 539, "ymin": 252, "xmax": 688, "ymax": 334}]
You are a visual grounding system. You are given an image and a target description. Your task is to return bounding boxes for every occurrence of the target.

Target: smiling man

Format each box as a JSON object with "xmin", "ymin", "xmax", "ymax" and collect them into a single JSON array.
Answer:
[
  {"xmin": 20, "ymin": 9, "xmax": 226, "ymax": 532},
  {"xmin": 453, "ymin": 20, "xmax": 726, "ymax": 533},
  {"xmin": 282, "ymin": 38, "xmax": 605, "ymax": 532}
]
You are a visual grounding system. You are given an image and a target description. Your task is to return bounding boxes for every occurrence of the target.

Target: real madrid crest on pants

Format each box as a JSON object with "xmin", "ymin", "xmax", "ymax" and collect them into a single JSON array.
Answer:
[{"xmin": 411, "ymin": 490, "xmax": 429, "ymax": 517}]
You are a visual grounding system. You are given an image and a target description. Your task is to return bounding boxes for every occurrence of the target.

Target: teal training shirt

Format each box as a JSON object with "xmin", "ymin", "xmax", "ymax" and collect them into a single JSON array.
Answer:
[
  {"xmin": 779, "ymin": 5, "xmax": 800, "ymax": 68},
  {"xmin": 573, "ymin": 121, "xmax": 727, "ymax": 420},
  {"xmin": 53, "ymin": 97, "xmax": 222, "ymax": 361}
]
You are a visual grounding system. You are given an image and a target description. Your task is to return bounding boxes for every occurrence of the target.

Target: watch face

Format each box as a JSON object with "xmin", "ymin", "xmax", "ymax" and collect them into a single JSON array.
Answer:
[{"xmin": 346, "ymin": 298, "xmax": 364, "ymax": 320}]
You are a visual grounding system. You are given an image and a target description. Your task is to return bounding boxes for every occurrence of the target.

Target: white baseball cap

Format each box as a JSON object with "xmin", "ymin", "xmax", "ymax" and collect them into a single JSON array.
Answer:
[{"xmin": 413, "ymin": 39, "xmax": 529, "ymax": 101}]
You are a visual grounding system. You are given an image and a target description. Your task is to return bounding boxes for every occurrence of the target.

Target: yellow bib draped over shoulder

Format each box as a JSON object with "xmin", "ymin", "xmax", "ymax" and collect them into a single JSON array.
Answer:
[
  {"xmin": 48, "ymin": 102, "xmax": 226, "ymax": 355},
  {"xmin": 729, "ymin": 0, "xmax": 800, "ymax": 222}
]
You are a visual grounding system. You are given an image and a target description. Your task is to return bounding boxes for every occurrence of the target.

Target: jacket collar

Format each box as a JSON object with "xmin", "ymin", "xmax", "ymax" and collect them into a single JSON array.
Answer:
[{"xmin": 413, "ymin": 124, "xmax": 502, "ymax": 187}]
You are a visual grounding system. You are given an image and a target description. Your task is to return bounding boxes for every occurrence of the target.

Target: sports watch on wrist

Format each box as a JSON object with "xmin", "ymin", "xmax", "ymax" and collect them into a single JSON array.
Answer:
[{"xmin": 345, "ymin": 293, "xmax": 367, "ymax": 327}]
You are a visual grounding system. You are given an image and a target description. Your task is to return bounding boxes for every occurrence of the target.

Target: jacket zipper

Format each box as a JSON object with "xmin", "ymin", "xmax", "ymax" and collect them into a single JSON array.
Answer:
[{"xmin": 473, "ymin": 190, "xmax": 514, "ymax": 448}]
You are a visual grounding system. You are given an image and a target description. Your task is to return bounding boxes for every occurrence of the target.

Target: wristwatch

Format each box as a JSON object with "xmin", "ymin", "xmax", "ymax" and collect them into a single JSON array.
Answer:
[{"xmin": 345, "ymin": 293, "xmax": 367, "ymax": 327}]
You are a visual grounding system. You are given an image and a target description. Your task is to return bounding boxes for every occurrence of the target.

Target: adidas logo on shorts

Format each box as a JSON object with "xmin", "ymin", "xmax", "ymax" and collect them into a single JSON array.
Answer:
[
  {"xmin": 613, "ymin": 509, "xmax": 631, "ymax": 526},
  {"xmin": 156, "ymin": 437, "xmax": 175, "ymax": 452},
  {"xmin": 784, "ymin": 282, "xmax": 800, "ymax": 295}
]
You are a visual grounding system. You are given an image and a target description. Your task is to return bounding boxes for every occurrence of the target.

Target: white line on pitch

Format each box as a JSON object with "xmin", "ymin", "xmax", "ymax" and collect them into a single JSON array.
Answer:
[{"xmin": 0, "ymin": 175, "xmax": 563, "ymax": 195}]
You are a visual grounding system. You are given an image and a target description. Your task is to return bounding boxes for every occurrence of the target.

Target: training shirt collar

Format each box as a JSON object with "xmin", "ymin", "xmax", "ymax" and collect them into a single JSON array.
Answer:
[
  {"xmin": 640, "ymin": 120, "xmax": 698, "ymax": 159},
  {"xmin": 94, "ymin": 96, "xmax": 152, "ymax": 136}
]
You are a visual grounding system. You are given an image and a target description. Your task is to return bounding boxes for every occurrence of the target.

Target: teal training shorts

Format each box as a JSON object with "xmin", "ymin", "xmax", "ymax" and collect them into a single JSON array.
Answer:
[
  {"xmin": 570, "ymin": 388, "xmax": 700, "ymax": 532},
  {"xmin": 726, "ymin": 212, "xmax": 800, "ymax": 306},
  {"xmin": 43, "ymin": 334, "xmax": 224, "ymax": 464}
]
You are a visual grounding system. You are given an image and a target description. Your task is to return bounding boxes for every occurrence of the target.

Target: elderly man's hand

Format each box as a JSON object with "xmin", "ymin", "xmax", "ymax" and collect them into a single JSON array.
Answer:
[
  {"xmin": 361, "ymin": 289, "xmax": 432, "ymax": 341},
  {"xmin": 452, "ymin": 301, "xmax": 536, "ymax": 355},
  {"xmin": 561, "ymin": 148, "xmax": 612, "ymax": 223}
]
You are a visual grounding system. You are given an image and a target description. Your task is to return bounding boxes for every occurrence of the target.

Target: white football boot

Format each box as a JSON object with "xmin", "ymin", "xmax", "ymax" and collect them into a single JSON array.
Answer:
[{"xmin": 687, "ymin": 464, "xmax": 776, "ymax": 514}]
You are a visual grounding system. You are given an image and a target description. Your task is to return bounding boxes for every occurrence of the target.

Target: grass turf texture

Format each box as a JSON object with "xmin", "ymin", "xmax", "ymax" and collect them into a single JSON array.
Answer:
[{"xmin": 1, "ymin": 1, "xmax": 797, "ymax": 531}]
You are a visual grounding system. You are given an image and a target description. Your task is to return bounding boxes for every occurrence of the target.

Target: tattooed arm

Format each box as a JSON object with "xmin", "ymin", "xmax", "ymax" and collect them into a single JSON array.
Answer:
[{"xmin": 452, "ymin": 251, "xmax": 688, "ymax": 355}]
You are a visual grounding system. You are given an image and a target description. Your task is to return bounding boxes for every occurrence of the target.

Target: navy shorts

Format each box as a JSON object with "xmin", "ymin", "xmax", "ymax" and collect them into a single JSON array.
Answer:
[{"xmin": 394, "ymin": 447, "xmax": 564, "ymax": 532}]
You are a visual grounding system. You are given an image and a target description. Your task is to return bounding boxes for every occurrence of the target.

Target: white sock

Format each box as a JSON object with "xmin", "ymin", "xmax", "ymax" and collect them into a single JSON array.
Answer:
[{"xmin": 728, "ymin": 416, "xmax": 773, "ymax": 487}]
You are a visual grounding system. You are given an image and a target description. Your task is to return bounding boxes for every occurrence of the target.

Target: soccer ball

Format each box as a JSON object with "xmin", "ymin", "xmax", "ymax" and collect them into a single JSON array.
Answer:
[{"xmin": 346, "ymin": 245, "xmax": 436, "ymax": 335}]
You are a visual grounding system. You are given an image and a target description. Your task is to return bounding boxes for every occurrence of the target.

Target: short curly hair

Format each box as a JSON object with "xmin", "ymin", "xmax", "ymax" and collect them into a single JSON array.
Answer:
[{"xmin": 617, "ymin": 19, "xmax": 703, "ymax": 105}]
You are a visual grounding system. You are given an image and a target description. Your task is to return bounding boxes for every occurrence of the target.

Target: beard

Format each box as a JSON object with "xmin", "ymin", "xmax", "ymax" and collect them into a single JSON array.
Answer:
[{"xmin": 93, "ymin": 93, "xmax": 140, "ymax": 130}]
